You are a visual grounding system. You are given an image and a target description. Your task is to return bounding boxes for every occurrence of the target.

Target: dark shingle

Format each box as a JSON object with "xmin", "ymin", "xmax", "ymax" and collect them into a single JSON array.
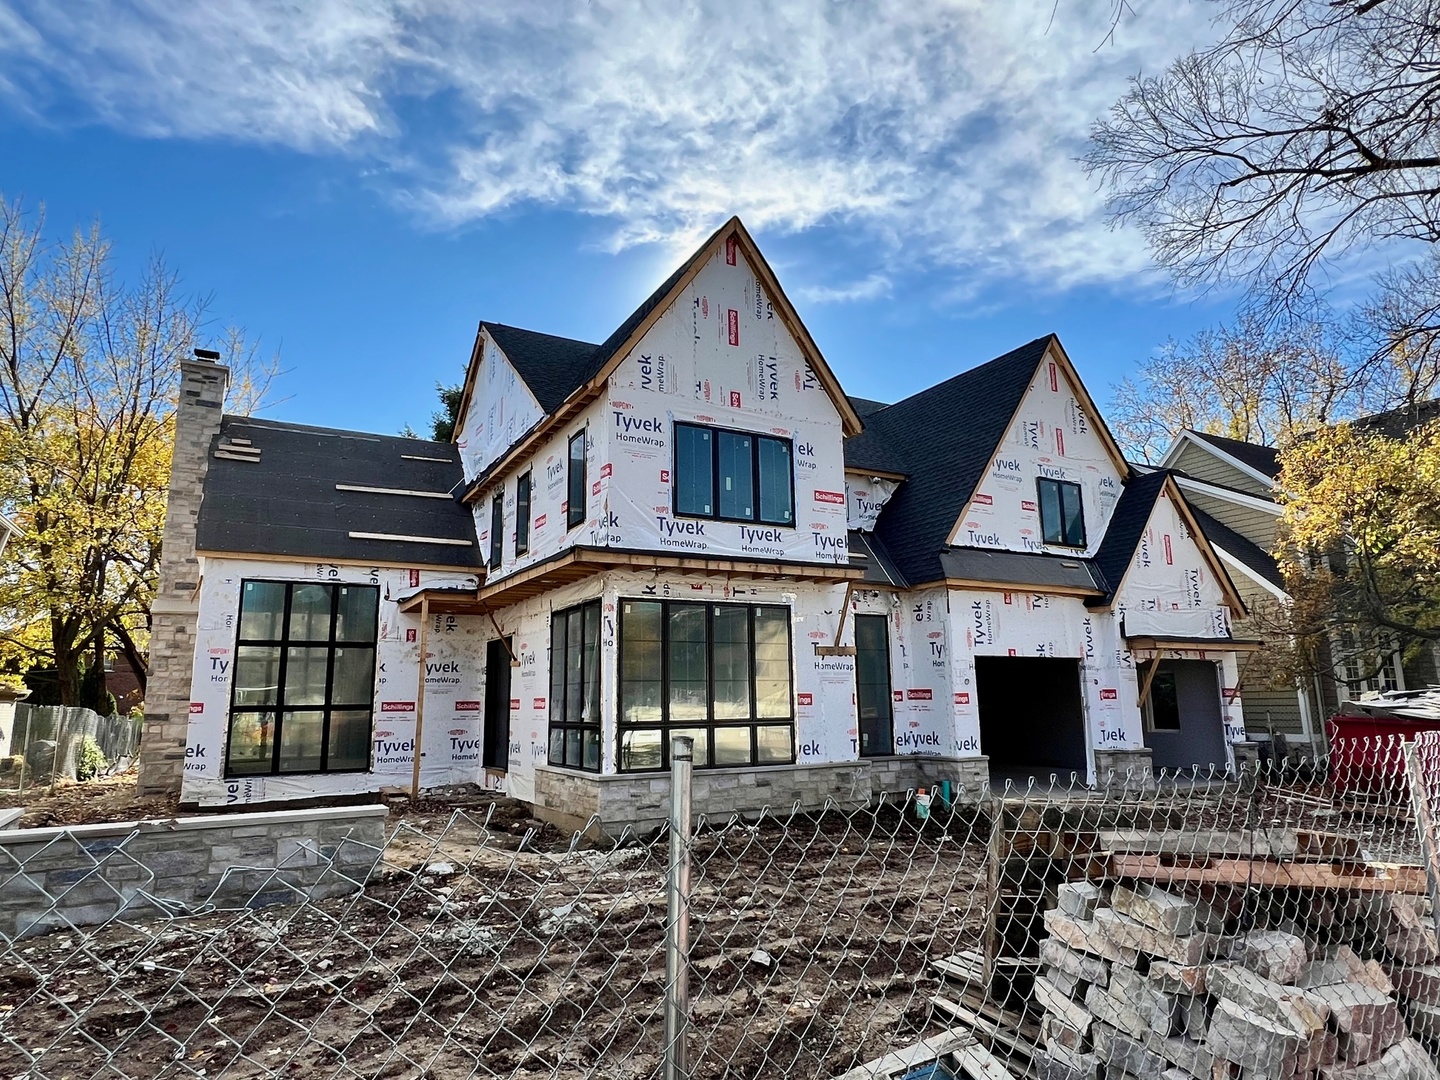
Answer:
[
  {"xmin": 1350, "ymin": 397, "xmax": 1440, "ymax": 439},
  {"xmin": 479, "ymin": 324, "xmax": 600, "ymax": 415},
  {"xmin": 1088, "ymin": 469, "xmax": 1169, "ymax": 599},
  {"xmin": 847, "ymin": 396, "xmax": 890, "ymax": 418},
  {"xmin": 849, "ymin": 530, "xmax": 908, "ymax": 588},
  {"xmin": 1188, "ymin": 505, "xmax": 1285, "ymax": 593},
  {"xmin": 938, "ymin": 548, "xmax": 1103, "ymax": 593},
  {"xmin": 197, "ymin": 416, "xmax": 481, "ymax": 569},
  {"xmin": 843, "ymin": 336, "xmax": 1056, "ymax": 585},
  {"xmin": 1187, "ymin": 430, "xmax": 1280, "ymax": 480}
]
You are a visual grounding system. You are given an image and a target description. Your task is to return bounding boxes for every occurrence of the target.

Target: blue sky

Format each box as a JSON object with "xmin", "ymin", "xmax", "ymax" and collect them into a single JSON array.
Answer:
[{"xmin": 0, "ymin": 0, "xmax": 1238, "ymax": 437}]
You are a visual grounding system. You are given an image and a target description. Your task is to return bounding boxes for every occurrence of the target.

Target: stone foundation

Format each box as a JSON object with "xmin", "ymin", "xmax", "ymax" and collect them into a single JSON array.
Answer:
[
  {"xmin": 532, "ymin": 755, "xmax": 991, "ymax": 836},
  {"xmin": 0, "ymin": 804, "xmax": 386, "ymax": 939},
  {"xmin": 1093, "ymin": 748, "xmax": 1155, "ymax": 789}
]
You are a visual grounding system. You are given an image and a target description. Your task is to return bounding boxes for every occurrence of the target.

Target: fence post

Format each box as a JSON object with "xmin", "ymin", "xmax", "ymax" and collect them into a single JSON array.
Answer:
[
  {"xmin": 664, "ymin": 735, "xmax": 694, "ymax": 1080},
  {"xmin": 1403, "ymin": 739, "xmax": 1440, "ymax": 938}
]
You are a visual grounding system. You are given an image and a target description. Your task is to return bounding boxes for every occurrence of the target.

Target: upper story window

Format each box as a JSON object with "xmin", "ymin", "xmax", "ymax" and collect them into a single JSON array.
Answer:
[
  {"xmin": 567, "ymin": 430, "xmax": 587, "ymax": 530},
  {"xmin": 227, "ymin": 580, "xmax": 379, "ymax": 777},
  {"xmin": 516, "ymin": 471, "xmax": 532, "ymax": 556},
  {"xmin": 1037, "ymin": 477, "xmax": 1085, "ymax": 548},
  {"xmin": 489, "ymin": 493, "xmax": 504, "ymax": 571},
  {"xmin": 673, "ymin": 422, "xmax": 794, "ymax": 526}
]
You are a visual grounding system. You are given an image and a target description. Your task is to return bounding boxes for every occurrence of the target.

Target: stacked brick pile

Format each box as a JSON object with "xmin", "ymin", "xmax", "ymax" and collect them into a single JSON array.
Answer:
[{"xmin": 1031, "ymin": 880, "xmax": 1440, "ymax": 1080}]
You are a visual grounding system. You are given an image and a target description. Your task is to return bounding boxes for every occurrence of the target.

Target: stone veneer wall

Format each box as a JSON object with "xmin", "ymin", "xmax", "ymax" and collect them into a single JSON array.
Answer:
[
  {"xmin": 532, "ymin": 755, "xmax": 992, "ymax": 836},
  {"xmin": 0, "ymin": 805, "xmax": 386, "ymax": 940},
  {"xmin": 139, "ymin": 358, "xmax": 230, "ymax": 796}
]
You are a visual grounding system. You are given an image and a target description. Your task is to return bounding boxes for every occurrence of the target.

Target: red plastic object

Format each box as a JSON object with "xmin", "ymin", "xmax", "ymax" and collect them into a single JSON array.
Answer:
[{"xmin": 1325, "ymin": 713, "xmax": 1438, "ymax": 794}]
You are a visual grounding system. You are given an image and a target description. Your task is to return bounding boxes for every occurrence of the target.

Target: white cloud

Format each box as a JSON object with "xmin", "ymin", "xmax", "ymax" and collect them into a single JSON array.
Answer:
[
  {"xmin": 0, "ymin": 0, "xmax": 1217, "ymax": 295},
  {"xmin": 799, "ymin": 274, "xmax": 893, "ymax": 305}
]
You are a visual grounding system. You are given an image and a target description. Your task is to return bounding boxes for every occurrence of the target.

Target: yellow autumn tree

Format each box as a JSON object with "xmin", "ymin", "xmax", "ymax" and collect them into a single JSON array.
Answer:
[
  {"xmin": 1276, "ymin": 418, "xmax": 1440, "ymax": 683},
  {"xmin": 0, "ymin": 197, "xmax": 277, "ymax": 705}
]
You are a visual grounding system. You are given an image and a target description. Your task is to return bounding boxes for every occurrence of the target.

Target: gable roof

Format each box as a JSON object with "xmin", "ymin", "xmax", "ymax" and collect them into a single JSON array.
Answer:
[
  {"xmin": 1181, "ymin": 430, "xmax": 1280, "ymax": 481},
  {"xmin": 1187, "ymin": 504, "xmax": 1286, "ymax": 594},
  {"xmin": 847, "ymin": 396, "xmax": 891, "ymax": 419},
  {"xmin": 1350, "ymin": 396, "xmax": 1440, "ymax": 439},
  {"xmin": 458, "ymin": 217, "xmax": 863, "ymax": 498},
  {"xmin": 197, "ymin": 416, "xmax": 482, "ymax": 569},
  {"xmin": 1087, "ymin": 469, "xmax": 1246, "ymax": 615}
]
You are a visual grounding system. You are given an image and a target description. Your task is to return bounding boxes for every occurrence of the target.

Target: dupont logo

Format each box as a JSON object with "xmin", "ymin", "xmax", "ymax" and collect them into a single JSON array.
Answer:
[
  {"xmin": 533, "ymin": 697, "xmax": 547, "ymax": 710},
  {"xmin": 376, "ymin": 730, "xmax": 393, "ymax": 739},
  {"xmin": 1099, "ymin": 688, "xmax": 1119, "ymax": 701},
  {"xmin": 381, "ymin": 701, "xmax": 416, "ymax": 713},
  {"xmin": 188, "ymin": 702, "xmax": 204, "ymax": 715},
  {"xmin": 454, "ymin": 700, "xmax": 482, "ymax": 712},
  {"xmin": 974, "ymin": 493, "xmax": 993, "ymax": 506},
  {"xmin": 796, "ymin": 692, "xmax": 814, "ymax": 706},
  {"xmin": 954, "ymin": 692, "xmax": 971, "ymax": 705},
  {"xmin": 727, "ymin": 309, "xmax": 739, "ymax": 346},
  {"xmin": 906, "ymin": 689, "xmax": 933, "ymax": 701},
  {"xmin": 448, "ymin": 727, "xmax": 467, "ymax": 736},
  {"xmin": 725, "ymin": 235, "xmax": 738, "ymax": 265},
  {"xmin": 813, "ymin": 490, "xmax": 845, "ymax": 505}
]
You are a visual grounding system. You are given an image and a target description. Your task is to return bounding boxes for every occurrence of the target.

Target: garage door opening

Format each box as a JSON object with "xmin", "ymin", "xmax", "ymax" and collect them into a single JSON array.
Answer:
[{"xmin": 976, "ymin": 656, "xmax": 1088, "ymax": 782}]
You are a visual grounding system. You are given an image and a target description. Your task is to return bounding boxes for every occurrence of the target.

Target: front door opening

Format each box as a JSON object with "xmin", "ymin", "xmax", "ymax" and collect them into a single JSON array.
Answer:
[
  {"xmin": 1143, "ymin": 659, "xmax": 1227, "ymax": 773},
  {"xmin": 854, "ymin": 614, "xmax": 894, "ymax": 756},
  {"xmin": 483, "ymin": 637, "xmax": 513, "ymax": 771},
  {"xmin": 975, "ymin": 656, "xmax": 1088, "ymax": 781}
]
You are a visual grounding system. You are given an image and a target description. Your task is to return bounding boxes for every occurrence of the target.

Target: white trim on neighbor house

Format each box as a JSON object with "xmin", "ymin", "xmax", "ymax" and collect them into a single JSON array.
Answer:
[
  {"xmin": 1213, "ymin": 545, "xmax": 1290, "ymax": 602},
  {"xmin": 1159, "ymin": 430, "xmax": 1278, "ymax": 492},
  {"xmin": 1170, "ymin": 474, "xmax": 1283, "ymax": 516},
  {"xmin": 0, "ymin": 512, "xmax": 18, "ymax": 555}
]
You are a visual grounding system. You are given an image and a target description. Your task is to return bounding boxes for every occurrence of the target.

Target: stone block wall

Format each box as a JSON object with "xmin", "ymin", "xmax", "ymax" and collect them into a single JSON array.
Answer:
[
  {"xmin": 0, "ymin": 804, "xmax": 386, "ymax": 940},
  {"xmin": 139, "ymin": 358, "xmax": 229, "ymax": 796},
  {"xmin": 533, "ymin": 754, "xmax": 992, "ymax": 837}
]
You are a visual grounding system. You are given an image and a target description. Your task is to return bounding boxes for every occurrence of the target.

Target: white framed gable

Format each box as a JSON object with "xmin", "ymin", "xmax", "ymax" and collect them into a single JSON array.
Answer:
[
  {"xmin": 947, "ymin": 345, "xmax": 1127, "ymax": 557},
  {"xmin": 455, "ymin": 332, "xmax": 546, "ymax": 481}
]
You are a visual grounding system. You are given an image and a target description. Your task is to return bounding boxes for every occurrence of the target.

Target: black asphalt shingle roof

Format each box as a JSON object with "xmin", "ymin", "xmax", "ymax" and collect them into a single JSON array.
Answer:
[
  {"xmin": 197, "ymin": 416, "xmax": 482, "ymax": 568},
  {"xmin": 849, "ymin": 530, "xmax": 908, "ymax": 588},
  {"xmin": 1351, "ymin": 396, "xmax": 1440, "ymax": 439},
  {"xmin": 1188, "ymin": 505, "xmax": 1285, "ymax": 593},
  {"xmin": 1187, "ymin": 430, "xmax": 1280, "ymax": 480},
  {"xmin": 1088, "ymin": 469, "xmax": 1170, "ymax": 604},
  {"xmin": 939, "ymin": 548, "xmax": 1103, "ymax": 593},
  {"xmin": 847, "ymin": 396, "xmax": 891, "ymax": 419},
  {"xmin": 843, "ymin": 335, "xmax": 1056, "ymax": 585}
]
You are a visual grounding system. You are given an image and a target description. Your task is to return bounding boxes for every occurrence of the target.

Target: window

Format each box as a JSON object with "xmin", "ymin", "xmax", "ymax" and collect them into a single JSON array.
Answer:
[
  {"xmin": 1337, "ymin": 631, "xmax": 1403, "ymax": 698},
  {"xmin": 548, "ymin": 601, "xmax": 601, "ymax": 771},
  {"xmin": 489, "ymin": 494, "xmax": 504, "ymax": 571},
  {"xmin": 673, "ymin": 422, "xmax": 793, "ymax": 525},
  {"xmin": 567, "ymin": 430, "xmax": 587, "ymax": 530},
  {"xmin": 227, "ymin": 580, "xmax": 379, "ymax": 777},
  {"xmin": 617, "ymin": 599, "xmax": 794, "ymax": 771},
  {"xmin": 854, "ymin": 615, "xmax": 894, "ymax": 756},
  {"xmin": 1144, "ymin": 667, "xmax": 1181, "ymax": 731},
  {"xmin": 515, "ymin": 471, "xmax": 532, "ymax": 556},
  {"xmin": 1037, "ymin": 477, "xmax": 1085, "ymax": 547}
]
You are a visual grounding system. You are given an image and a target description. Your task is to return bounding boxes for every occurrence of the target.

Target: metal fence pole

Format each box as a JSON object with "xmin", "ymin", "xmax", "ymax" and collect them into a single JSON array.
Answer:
[
  {"xmin": 1402, "ymin": 739, "xmax": 1440, "ymax": 938},
  {"xmin": 663, "ymin": 735, "xmax": 694, "ymax": 1080}
]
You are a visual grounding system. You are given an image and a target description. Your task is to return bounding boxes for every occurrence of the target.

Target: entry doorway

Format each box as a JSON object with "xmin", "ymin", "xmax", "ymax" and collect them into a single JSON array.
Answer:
[
  {"xmin": 854, "ymin": 615, "xmax": 894, "ymax": 756},
  {"xmin": 483, "ymin": 637, "xmax": 513, "ymax": 771},
  {"xmin": 1142, "ymin": 659, "xmax": 1227, "ymax": 773},
  {"xmin": 975, "ymin": 656, "xmax": 1088, "ymax": 780}
]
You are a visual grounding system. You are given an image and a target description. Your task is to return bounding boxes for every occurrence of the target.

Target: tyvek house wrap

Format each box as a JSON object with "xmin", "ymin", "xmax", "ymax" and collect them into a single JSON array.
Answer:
[
  {"xmin": 181, "ymin": 559, "xmax": 483, "ymax": 808},
  {"xmin": 845, "ymin": 476, "xmax": 900, "ymax": 532},
  {"xmin": 1114, "ymin": 487, "xmax": 1232, "ymax": 642},
  {"xmin": 951, "ymin": 356, "xmax": 1122, "ymax": 556},
  {"xmin": 457, "ymin": 335, "xmax": 545, "ymax": 482},
  {"xmin": 601, "ymin": 245, "xmax": 850, "ymax": 566}
]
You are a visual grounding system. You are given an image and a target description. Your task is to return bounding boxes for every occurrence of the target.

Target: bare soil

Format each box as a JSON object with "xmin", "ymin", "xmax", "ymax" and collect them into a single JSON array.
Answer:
[{"xmin": 0, "ymin": 768, "xmax": 179, "ymax": 828}]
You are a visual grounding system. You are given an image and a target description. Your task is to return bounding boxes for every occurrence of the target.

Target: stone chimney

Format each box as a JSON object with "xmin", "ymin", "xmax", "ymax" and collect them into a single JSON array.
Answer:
[{"xmin": 137, "ymin": 355, "xmax": 230, "ymax": 797}]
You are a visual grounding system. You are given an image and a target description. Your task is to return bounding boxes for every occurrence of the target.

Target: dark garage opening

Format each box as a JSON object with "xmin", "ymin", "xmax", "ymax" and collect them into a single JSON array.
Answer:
[{"xmin": 976, "ymin": 656, "xmax": 1088, "ymax": 779}]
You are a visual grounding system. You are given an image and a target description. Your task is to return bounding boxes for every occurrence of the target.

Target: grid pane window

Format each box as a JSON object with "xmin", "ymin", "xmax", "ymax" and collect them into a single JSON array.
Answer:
[
  {"xmin": 617, "ymin": 599, "xmax": 794, "ymax": 772},
  {"xmin": 672, "ymin": 422, "xmax": 794, "ymax": 526},
  {"xmin": 548, "ymin": 600, "xmax": 601, "ymax": 771},
  {"xmin": 1037, "ymin": 477, "xmax": 1085, "ymax": 547},
  {"xmin": 225, "ymin": 580, "xmax": 379, "ymax": 776}
]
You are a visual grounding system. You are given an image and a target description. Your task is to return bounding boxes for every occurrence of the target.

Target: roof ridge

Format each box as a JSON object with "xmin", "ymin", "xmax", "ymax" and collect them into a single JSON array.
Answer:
[
  {"xmin": 223, "ymin": 414, "xmax": 457, "ymax": 452},
  {"xmin": 863, "ymin": 334, "xmax": 1056, "ymax": 419},
  {"xmin": 477, "ymin": 320, "xmax": 601, "ymax": 352}
]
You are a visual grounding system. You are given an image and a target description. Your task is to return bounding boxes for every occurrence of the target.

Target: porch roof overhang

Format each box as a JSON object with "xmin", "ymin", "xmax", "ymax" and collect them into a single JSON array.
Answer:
[
  {"xmin": 396, "ymin": 588, "xmax": 489, "ymax": 615},
  {"xmin": 471, "ymin": 546, "xmax": 863, "ymax": 610},
  {"xmin": 1125, "ymin": 635, "xmax": 1265, "ymax": 655}
]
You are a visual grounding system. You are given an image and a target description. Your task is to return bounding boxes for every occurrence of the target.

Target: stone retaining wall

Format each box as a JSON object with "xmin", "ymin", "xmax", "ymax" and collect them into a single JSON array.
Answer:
[
  {"xmin": 533, "ymin": 755, "xmax": 991, "ymax": 836},
  {"xmin": 0, "ymin": 804, "xmax": 387, "ymax": 939}
]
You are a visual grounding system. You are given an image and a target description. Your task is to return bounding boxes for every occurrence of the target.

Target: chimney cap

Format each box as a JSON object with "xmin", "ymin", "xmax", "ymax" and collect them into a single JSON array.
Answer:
[{"xmin": 193, "ymin": 347, "xmax": 221, "ymax": 361}]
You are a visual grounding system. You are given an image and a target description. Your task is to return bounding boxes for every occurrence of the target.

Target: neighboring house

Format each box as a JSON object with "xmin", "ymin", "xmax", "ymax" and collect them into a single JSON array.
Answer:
[
  {"xmin": 139, "ymin": 218, "xmax": 1256, "ymax": 828},
  {"xmin": 1157, "ymin": 409, "xmax": 1440, "ymax": 753}
]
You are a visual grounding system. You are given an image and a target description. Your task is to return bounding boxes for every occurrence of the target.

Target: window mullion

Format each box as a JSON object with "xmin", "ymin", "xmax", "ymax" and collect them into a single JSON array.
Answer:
[
  {"xmin": 272, "ymin": 584, "xmax": 294, "ymax": 774},
  {"xmin": 320, "ymin": 585, "xmax": 339, "ymax": 772},
  {"xmin": 751, "ymin": 440, "xmax": 761, "ymax": 524}
]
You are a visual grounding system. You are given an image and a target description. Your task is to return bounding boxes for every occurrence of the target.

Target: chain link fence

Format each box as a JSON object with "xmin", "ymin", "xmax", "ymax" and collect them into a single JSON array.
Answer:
[
  {"xmin": 1, "ymin": 737, "xmax": 1438, "ymax": 1079},
  {"xmin": 0, "ymin": 703, "xmax": 143, "ymax": 792}
]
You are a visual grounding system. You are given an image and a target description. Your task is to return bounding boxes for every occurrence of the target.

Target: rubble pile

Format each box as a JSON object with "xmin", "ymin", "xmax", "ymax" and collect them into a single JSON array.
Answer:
[{"xmin": 1033, "ymin": 880, "xmax": 1440, "ymax": 1080}]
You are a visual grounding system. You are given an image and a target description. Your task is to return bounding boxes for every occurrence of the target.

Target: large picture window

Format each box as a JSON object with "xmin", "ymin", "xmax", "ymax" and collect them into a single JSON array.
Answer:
[
  {"xmin": 1037, "ymin": 477, "xmax": 1085, "ymax": 548},
  {"xmin": 227, "ymin": 580, "xmax": 379, "ymax": 777},
  {"xmin": 618, "ymin": 599, "xmax": 794, "ymax": 771},
  {"xmin": 673, "ymin": 422, "xmax": 794, "ymax": 526},
  {"xmin": 548, "ymin": 601, "xmax": 601, "ymax": 771}
]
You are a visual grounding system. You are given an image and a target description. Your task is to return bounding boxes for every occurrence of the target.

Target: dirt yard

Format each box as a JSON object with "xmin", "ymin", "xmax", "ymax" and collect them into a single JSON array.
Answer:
[
  {"xmin": 0, "ymin": 802, "xmax": 989, "ymax": 1079},
  {"xmin": 0, "ymin": 768, "xmax": 180, "ymax": 828}
]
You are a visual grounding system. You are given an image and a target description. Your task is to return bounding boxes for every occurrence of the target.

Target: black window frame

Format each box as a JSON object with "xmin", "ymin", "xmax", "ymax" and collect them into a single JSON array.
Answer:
[
  {"xmin": 489, "ymin": 493, "xmax": 504, "ymax": 571},
  {"xmin": 225, "ymin": 579, "xmax": 379, "ymax": 778},
  {"xmin": 567, "ymin": 429, "xmax": 587, "ymax": 531},
  {"xmin": 616, "ymin": 598, "xmax": 796, "ymax": 772},
  {"xmin": 854, "ymin": 613, "xmax": 895, "ymax": 757},
  {"xmin": 672, "ymin": 420, "xmax": 795, "ymax": 527},
  {"xmin": 1037, "ymin": 477, "xmax": 1086, "ymax": 548},
  {"xmin": 548, "ymin": 600, "xmax": 602, "ymax": 772},
  {"xmin": 515, "ymin": 470, "xmax": 532, "ymax": 556}
]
